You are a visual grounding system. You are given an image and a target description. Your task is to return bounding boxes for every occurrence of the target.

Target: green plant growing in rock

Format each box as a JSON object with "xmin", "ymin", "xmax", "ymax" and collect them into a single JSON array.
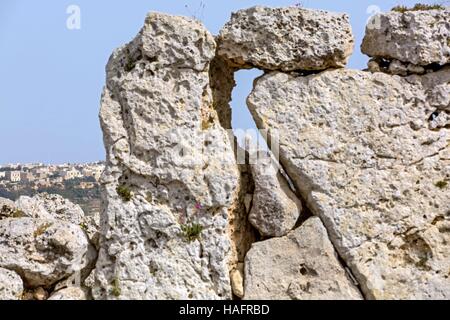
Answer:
[
  {"xmin": 12, "ymin": 209, "xmax": 25, "ymax": 218},
  {"xmin": 117, "ymin": 185, "xmax": 132, "ymax": 202},
  {"xmin": 181, "ymin": 222, "xmax": 204, "ymax": 242},
  {"xmin": 435, "ymin": 180, "xmax": 448, "ymax": 189},
  {"xmin": 145, "ymin": 192, "xmax": 153, "ymax": 203},
  {"xmin": 33, "ymin": 222, "xmax": 53, "ymax": 238},
  {"xmin": 111, "ymin": 277, "xmax": 121, "ymax": 297},
  {"xmin": 79, "ymin": 222, "xmax": 88, "ymax": 232},
  {"xmin": 391, "ymin": 3, "xmax": 445, "ymax": 12}
]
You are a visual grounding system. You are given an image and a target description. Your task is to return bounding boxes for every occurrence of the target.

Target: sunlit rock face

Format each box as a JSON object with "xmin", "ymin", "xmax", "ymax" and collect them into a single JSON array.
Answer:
[
  {"xmin": 247, "ymin": 67, "xmax": 450, "ymax": 299},
  {"xmin": 0, "ymin": 268, "xmax": 23, "ymax": 300},
  {"xmin": 362, "ymin": 9, "xmax": 450, "ymax": 66},
  {"xmin": 94, "ymin": 12, "xmax": 242, "ymax": 300},
  {"xmin": 92, "ymin": 5, "xmax": 450, "ymax": 301},
  {"xmin": 0, "ymin": 218, "xmax": 95, "ymax": 288},
  {"xmin": 248, "ymin": 151, "xmax": 302, "ymax": 237},
  {"xmin": 244, "ymin": 217, "xmax": 362, "ymax": 300},
  {"xmin": 217, "ymin": 6, "xmax": 354, "ymax": 71}
]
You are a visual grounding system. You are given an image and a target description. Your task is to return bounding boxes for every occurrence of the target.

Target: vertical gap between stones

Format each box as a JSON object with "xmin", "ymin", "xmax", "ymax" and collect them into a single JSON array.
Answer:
[
  {"xmin": 211, "ymin": 55, "xmax": 367, "ymax": 299},
  {"xmin": 209, "ymin": 57, "xmax": 261, "ymax": 300},
  {"xmin": 261, "ymin": 119, "xmax": 368, "ymax": 300}
]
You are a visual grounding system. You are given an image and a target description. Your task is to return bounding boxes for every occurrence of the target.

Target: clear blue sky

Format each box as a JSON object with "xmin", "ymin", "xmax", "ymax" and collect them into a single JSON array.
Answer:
[{"xmin": 0, "ymin": 0, "xmax": 436, "ymax": 164}]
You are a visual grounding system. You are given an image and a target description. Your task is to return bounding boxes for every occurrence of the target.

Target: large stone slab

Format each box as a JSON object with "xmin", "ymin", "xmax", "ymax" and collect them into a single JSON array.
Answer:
[
  {"xmin": 15, "ymin": 193, "xmax": 99, "ymax": 248},
  {"xmin": 94, "ymin": 12, "xmax": 241, "ymax": 299},
  {"xmin": 16, "ymin": 193, "xmax": 85, "ymax": 225},
  {"xmin": 244, "ymin": 217, "xmax": 362, "ymax": 299},
  {"xmin": 249, "ymin": 151, "xmax": 302, "ymax": 237},
  {"xmin": 217, "ymin": 6, "xmax": 354, "ymax": 71},
  {"xmin": 0, "ymin": 218, "xmax": 95, "ymax": 287},
  {"xmin": 247, "ymin": 68, "xmax": 450, "ymax": 299},
  {"xmin": 362, "ymin": 9, "xmax": 450, "ymax": 66}
]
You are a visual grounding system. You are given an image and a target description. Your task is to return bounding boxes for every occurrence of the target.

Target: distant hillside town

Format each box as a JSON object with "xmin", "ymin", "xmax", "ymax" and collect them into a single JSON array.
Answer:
[{"xmin": 0, "ymin": 162, "xmax": 104, "ymax": 215}]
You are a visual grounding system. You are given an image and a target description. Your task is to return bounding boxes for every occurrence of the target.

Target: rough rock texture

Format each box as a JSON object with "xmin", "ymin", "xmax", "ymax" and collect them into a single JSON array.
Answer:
[
  {"xmin": 15, "ymin": 193, "xmax": 99, "ymax": 248},
  {"xmin": 217, "ymin": 6, "xmax": 354, "ymax": 71},
  {"xmin": 32, "ymin": 287, "xmax": 48, "ymax": 300},
  {"xmin": 244, "ymin": 217, "xmax": 362, "ymax": 299},
  {"xmin": 16, "ymin": 193, "xmax": 85, "ymax": 225},
  {"xmin": 94, "ymin": 12, "xmax": 242, "ymax": 300},
  {"xmin": 48, "ymin": 287, "xmax": 87, "ymax": 300},
  {"xmin": 362, "ymin": 9, "xmax": 450, "ymax": 66},
  {"xmin": 247, "ymin": 68, "xmax": 450, "ymax": 299},
  {"xmin": 230, "ymin": 262, "xmax": 244, "ymax": 298},
  {"xmin": 0, "ymin": 218, "xmax": 96, "ymax": 287},
  {"xmin": 249, "ymin": 151, "xmax": 302, "ymax": 237},
  {"xmin": 368, "ymin": 58, "xmax": 430, "ymax": 76},
  {"xmin": 0, "ymin": 268, "xmax": 23, "ymax": 300}
]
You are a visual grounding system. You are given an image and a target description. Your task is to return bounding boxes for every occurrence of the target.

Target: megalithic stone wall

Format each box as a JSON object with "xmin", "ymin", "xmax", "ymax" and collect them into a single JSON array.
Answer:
[
  {"xmin": 243, "ymin": 8, "xmax": 450, "ymax": 299},
  {"xmin": 93, "ymin": 5, "xmax": 449, "ymax": 300}
]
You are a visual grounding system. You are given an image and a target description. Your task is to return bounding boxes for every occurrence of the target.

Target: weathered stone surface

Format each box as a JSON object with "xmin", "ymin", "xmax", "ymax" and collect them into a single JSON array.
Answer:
[
  {"xmin": 82, "ymin": 269, "xmax": 96, "ymax": 293},
  {"xmin": 16, "ymin": 193, "xmax": 85, "ymax": 225},
  {"xmin": 367, "ymin": 59, "xmax": 382, "ymax": 73},
  {"xmin": 217, "ymin": 6, "xmax": 354, "ymax": 71},
  {"xmin": 244, "ymin": 217, "xmax": 362, "ymax": 299},
  {"xmin": 429, "ymin": 82, "xmax": 450, "ymax": 111},
  {"xmin": 15, "ymin": 193, "xmax": 99, "ymax": 247},
  {"xmin": 388, "ymin": 59, "xmax": 409, "ymax": 76},
  {"xmin": 249, "ymin": 152, "xmax": 302, "ymax": 237},
  {"xmin": 230, "ymin": 262, "xmax": 244, "ymax": 298},
  {"xmin": 368, "ymin": 58, "xmax": 428, "ymax": 76},
  {"xmin": 33, "ymin": 287, "xmax": 48, "ymax": 300},
  {"xmin": 54, "ymin": 265, "xmax": 96, "ymax": 296},
  {"xmin": 362, "ymin": 9, "xmax": 450, "ymax": 66},
  {"xmin": 48, "ymin": 287, "xmax": 87, "ymax": 300},
  {"xmin": 94, "ymin": 12, "xmax": 242, "ymax": 300},
  {"xmin": 0, "ymin": 218, "xmax": 95, "ymax": 287},
  {"xmin": 0, "ymin": 268, "xmax": 23, "ymax": 300},
  {"xmin": 247, "ymin": 68, "xmax": 450, "ymax": 299}
]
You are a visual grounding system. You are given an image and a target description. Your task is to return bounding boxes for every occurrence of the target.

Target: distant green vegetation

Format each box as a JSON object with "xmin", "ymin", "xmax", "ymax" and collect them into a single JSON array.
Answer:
[
  {"xmin": 0, "ymin": 177, "xmax": 101, "ymax": 215},
  {"xmin": 391, "ymin": 3, "xmax": 445, "ymax": 13}
]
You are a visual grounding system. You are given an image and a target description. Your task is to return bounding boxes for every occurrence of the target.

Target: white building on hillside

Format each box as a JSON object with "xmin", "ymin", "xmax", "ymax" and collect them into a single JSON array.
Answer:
[
  {"xmin": 61, "ymin": 168, "xmax": 82, "ymax": 180},
  {"xmin": 6, "ymin": 171, "xmax": 21, "ymax": 182}
]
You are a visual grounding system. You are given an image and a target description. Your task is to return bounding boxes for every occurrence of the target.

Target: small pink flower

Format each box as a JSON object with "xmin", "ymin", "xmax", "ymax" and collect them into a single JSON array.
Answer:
[{"xmin": 195, "ymin": 202, "xmax": 202, "ymax": 210}]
